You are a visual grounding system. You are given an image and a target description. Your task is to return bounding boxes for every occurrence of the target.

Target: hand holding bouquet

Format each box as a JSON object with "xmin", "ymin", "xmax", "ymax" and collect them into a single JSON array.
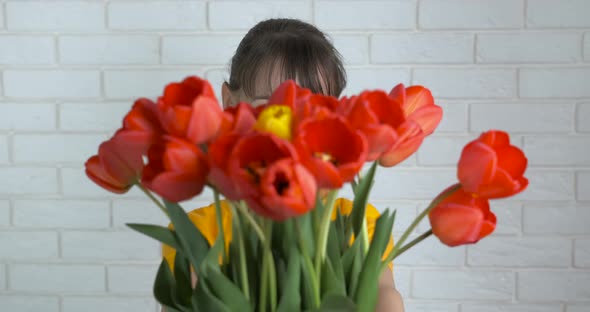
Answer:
[{"xmin": 86, "ymin": 76, "xmax": 528, "ymax": 311}]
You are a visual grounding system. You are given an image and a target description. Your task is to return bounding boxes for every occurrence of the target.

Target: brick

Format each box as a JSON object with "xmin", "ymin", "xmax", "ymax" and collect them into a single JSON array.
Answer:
[
  {"xmin": 61, "ymin": 167, "xmax": 114, "ymax": 197},
  {"xmin": 413, "ymin": 270, "xmax": 514, "ymax": 299},
  {"xmin": 567, "ymin": 305, "xmax": 590, "ymax": 312},
  {"xmin": 10, "ymin": 264, "xmax": 104, "ymax": 292},
  {"xmin": 343, "ymin": 68, "xmax": 410, "ymax": 96},
  {"xmin": 413, "ymin": 69, "xmax": 516, "ymax": 98},
  {"xmin": 108, "ymin": 2, "xmax": 205, "ymax": 30},
  {"xmin": 395, "ymin": 235, "xmax": 466, "ymax": 266},
  {"xmin": 13, "ymin": 134, "xmax": 106, "ymax": 164},
  {"xmin": 491, "ymin": 202, "xmax": 522, "ymax": 235},
  {"xmin": 375, "ymin": 201, "xmax": 417, "ymax": 235},
  {"xmin": 4, "ymin": 70, "xmax": 100, "ymax": 99},
  {"xmin": 419, "ymin": 0, "xmax": 523, "ymax": 29},
  {"xmin": 524, "ymin": 136, "xmax": 590, "ymax": 166},
  {"xmin": 112, "ymin": 199, "xmax": 169, "ymax": 228},
  {"xmin": 60, "ymin": 103, "xmax": 132, "ymax": 132},
  {"xmin": 62, "ymin": 231, "xmax": 160, "ymax": 260},
  {"xmin": 527, "ymin": 0, "xmax": 590, "ymax": 28},
  {"xmin": 436, "ymin": 102, "xmax": 467, "ymax": 132},
  {"xmin": 0, "ymin": 136, "xmax": 7, "ymax": 164},
  {"xmin": 470, "ymin": 103, "xmax": 573, "ymax": 133},
  {"xmin": 372, "ymin": 169, "xmax": 455, "ymax": 200},
  {"xmin": 0, "ymin": 168, "xmax": 58, "ymax": 195},
  {"xmin": 162, "ymin": 35, "xmax": 242, "ymax": 65},
  {"xmin": 467, "ymin": 237, "xmax": 570, "ymax": 267},
  {"xmin": 518, "ymin": 271, "xmax": 590, "ymax": 301},
  {"xmin": 575, "ymin": 239, "xmax": 590, "ymax": 267},
  {"xmin": 6, "ymin": 2, "xmax": 104, "ymax": 31},
  {"xmin": 107, "ymin": 265, "xmax": 159, "ymax": 293},
  {"xmin": 104, "ymin": 70, "xmax": 201, "ymax": 99},
  {"xmin": 524, "ymin": 203, "xmax": 590, "ymax": 234},
  {"xmin": 477, "ymin": 33, "xmax": 579, "ymax": 63},
  {"xmin": 332, "ymin": 35, "xmax": 369, "ymax": 65},
  {"xmin": 578, "ymin": 171, "xmax": 590, "ymax": 201},
  {"xmin": 519, "ymin": 68, "xmax": 590, "ymax": 98},
  {"xmin": 0, "ymin": 231, "xmax": 58, "ymax": 259},
  {"xmin": 578, "ymin": 103, "xmax": 590, "ymax": 132},
  {"xmin": 371, "ymin": 33, "xmax": 474, "ymax": 64},
  {"xmin": 513, "ymin": 170, "xmax": 574, "ymax": 200},
  {"xmin": 315, "ymin": 1, "xmax": 415, "ymax": 30},
  {"xmin": 0, "ymin": 103, "xmax": 56, "ymax": 131},
  {"xmin": 0, "ymin": 264, "xmax": 4, "ymax": 289},
  {"xmin": 63, "ymin": 296, "xmax": 156, "ymax": 312},
  {"xmin": 585, "ymin": 33, "xmax": 590, "ymax": 61},
  {"xmin": 462, "ymin": 304, "xmax": 562, "ymax": 312},
  {"xmin": 14, "ymin": 200, "xmax": 110, "ymax": 229},
  {"xmin": 0, "ymin": 296, "xmax": 59, "ymax": 312},
  {"xmin": 209, "ymin": 1, "xmax": 311, "ymax": 30},
  {"xmin": 205, "ymin": 69, "xmax": 228, "ymax": 100},
  {"xmin": 0, "ymin": 36, "xmax": 55, "ymax": 65},
  {"xmin": 0, "ymin": 201, "xmax": 9, "ymax": 227},
  {"xmin": 403, "ymin": 302, "xmax": 459, "ymax": 312},
  {"xmin": 60, "ymin": 36, "xmax": 159, "ymax": 65},
  {"xmin": 0, "ymin": 4, "xmax": 3, "ymax": 29},
  {"xmin": 417, "ymin": 135, "xmax": 469, "ymax": 166}
]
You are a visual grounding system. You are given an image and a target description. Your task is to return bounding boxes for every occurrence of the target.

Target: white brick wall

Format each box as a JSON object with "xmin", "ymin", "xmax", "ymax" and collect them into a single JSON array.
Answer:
[{"xmin": 0, "ymin": 1, "xmax": 588, "ymax": 311}]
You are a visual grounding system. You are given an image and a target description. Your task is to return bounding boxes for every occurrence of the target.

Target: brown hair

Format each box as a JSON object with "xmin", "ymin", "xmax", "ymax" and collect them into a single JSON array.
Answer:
[{"xmin": 227, "ymin": 18, "xmax": 347, "ymax": 98}]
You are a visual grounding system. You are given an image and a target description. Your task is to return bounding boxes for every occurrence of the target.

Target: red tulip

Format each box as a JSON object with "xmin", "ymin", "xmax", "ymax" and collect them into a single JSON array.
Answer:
[
  {"xmin": 429, "ymin": 186, "xmax": 496, "ymax": 247},
  {"xmin": 388, "ymin": 84, "xmax": 442, "ymax": 136},
  {"xmin": 123, "ymin": 98, "xmax": 163, "ymax": 134},
  {"xmin": 227, "ymin": 133, "xmax": 316, "ymax": 220},
  {"xmin": 345, "ymin": 90, "xmax": 424, "ymax": 167},
  {"xmin": 219, "ymin": 102, "xmax": 257, "ymax": 136},
  {"xmin": 266, "ymin": 80, "xmax": 312, "ymax": 110},
  {"xmin": 458, "ymin": 130, "xmax": 528, "ymax": 199},
  {"xmin": 85, "ymin": 131, "xmax": 149, "ymax": 194},
  {"xmin": 251, "ymin": 158, "xmax": 317, "ymax": 221},
  {"xmin": 208, "ymin": 133, "xmax": 241, "ymax": 200},
  {"xmin": 294, "ymin": 116, "xmax": 367, "ymax": 189},
  {"xmin": 142, "ymin": 136, "xmax": 209, "ymax": 202},
  {"xmin": 157, "ymin": 76, "xmax": 223, "ymax": 144}
]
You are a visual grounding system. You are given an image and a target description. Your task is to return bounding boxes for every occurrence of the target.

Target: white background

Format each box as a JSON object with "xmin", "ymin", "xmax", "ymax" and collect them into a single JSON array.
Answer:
[{"xmin": 0, "ymin": 0, "xmax": 589, "ymax": 311}]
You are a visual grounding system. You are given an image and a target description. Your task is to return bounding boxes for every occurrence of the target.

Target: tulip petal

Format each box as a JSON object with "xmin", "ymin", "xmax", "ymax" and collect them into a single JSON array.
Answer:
[
  {"xmin": 479, "ymin": 130, "xmax": 510, "ymax": 147},
  {"xmin": 429, "ymin": 203, "xmax": 485, "ymax": 247},
  {"xmin": 85, "ymin": 156, "xmax": 129, "ymax": 193},
  {"xmin": 458, "ymin": 141, "xmax": 497, "ymax": 194},
  {"xmin": 496, "ymin": 145, "xmax": 528, "ymax": 179},
  {"xmin": 147, "ymin": 172, "xmax": 207, "ymax": 202},
  {"xmin": 404, "ymin": 86, "xmax": 433, "ymax": 115},
  {"xmin": 379, "ymin": 121, "xmax": 423, "ymax": 167},
  {"xmin": 407, "ymin": 105, "xmax": 443, "ymax": 136},
  {"xmin": 187, "ymin": 96, "xmax": 223, "ymax": 144}
]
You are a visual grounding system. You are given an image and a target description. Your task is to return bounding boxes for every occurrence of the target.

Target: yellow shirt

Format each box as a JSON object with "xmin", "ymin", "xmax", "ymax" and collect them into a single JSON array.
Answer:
[{"xmin": 162, "ymin": 198, "xmax": 394, "ymax": 271}]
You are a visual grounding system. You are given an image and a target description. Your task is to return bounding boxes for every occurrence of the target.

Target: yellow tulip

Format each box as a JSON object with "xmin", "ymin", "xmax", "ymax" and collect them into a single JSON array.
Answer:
[{"xmin": 254, "ymin": 105, "xmax": 293, "ymax": 140}]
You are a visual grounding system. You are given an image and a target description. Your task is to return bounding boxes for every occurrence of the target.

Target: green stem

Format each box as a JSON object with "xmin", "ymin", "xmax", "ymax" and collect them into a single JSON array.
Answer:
[
  {"xmin": 386, "ymin": 183, "xmax": 461, "ymax": 261},
  {"xmin": 295, "ymin": 218, "xmax": 320, "ymax": 309},
  {"xmin": 314, "ymin": 190, "xmax": 338, "ymax": 276},
  {"xmin": 235, "ymin": 201, "xmax": 266, "ymax": 245},
  {"xmin": 137, "ymin": 184, "xmax": 169, "ymax": 218},
  {"xmin": 259, "ymin": 252, "xmax": 269, "ymax": 312},
  {"xmin": 263, "ymin": 220, "xmax": 277, "ymax": 312},
  {"xmin": 213, "ymin": 190, "xmax": 226, "ymax": 263},
  {"xmin": 230, "ymin": 203, "xmax": 250, "ymax": 301}
]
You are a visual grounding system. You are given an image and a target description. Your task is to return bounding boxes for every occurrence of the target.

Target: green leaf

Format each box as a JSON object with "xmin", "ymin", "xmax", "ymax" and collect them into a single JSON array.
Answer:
[
  {"xmin": 300, "ymin": 252, "xmax": 320, "ymax": 310},
  {"xmin": 326, "ymin": 223, "xmax": 344, "ymax": 280},
  {"xmin": 353, "ymin": 210, "xmax": 396, "ymax": 311},
  {"xmin": 320, "ymin": 259, "xmax": 346, "ymax": 298},
  {"xmin": 203, "ymin": 265, "xmax": 253, "ymax": 312},
  {"xmin": 173, "ymin": 251, "xmax": 193, "ymax": 308},
  {"xmin": 200, "ymin": 236, "xmax": 223, "ymax": 275},
  {"xmin": 351, "ymin": 162, "xmax": 378, "ymax": 237},
  {"xmin": 341, "ymin": 238, "xmax": 363, "ymax": 296},
  {"xmin": 277, "ymin": 247, "xmax": 302, "ymax": 312},
  {"xmin": 126, "ymin": 223, "xmax": 180, "ymax": 250},
  {"xmin": 192, "ymin": 279, "xmax": 231, "ymax": 312},
  {"xmin": 163, "ymin": 200, "xmax": 210, "ymax": 273},
  {"xmin": 316, "ymin": 294, "xmax": 356, "ymax": 312},
  {"xmin": 154, "ymin": 259, "xmax": 176, "ymax": 309}
]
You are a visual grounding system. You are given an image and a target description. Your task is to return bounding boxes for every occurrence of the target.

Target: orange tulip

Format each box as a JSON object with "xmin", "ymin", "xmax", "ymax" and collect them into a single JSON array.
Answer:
[
  {"xmin": 142, "ymin": 136, "xmax": 209, "ymax": 202},
  {"xmin": 429, "ymin": 186, "xmax": 495, "ymax": 247},
  {"xmin": 294, "ymin": 116, "xmax": 367, "ymax": 189},
  {"xmin": 388, "ymin": 84, "xmax": 442, "ymax": 136},
  {"xmin": 458, "ymin": 130, "xmax": 528, "ymax": 199}
]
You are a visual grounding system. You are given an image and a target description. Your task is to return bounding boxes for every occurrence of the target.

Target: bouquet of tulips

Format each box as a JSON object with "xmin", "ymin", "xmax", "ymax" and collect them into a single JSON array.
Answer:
[{"xmin": 86, "ymin": 76, "xmax": 528, "ymax": 312}]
